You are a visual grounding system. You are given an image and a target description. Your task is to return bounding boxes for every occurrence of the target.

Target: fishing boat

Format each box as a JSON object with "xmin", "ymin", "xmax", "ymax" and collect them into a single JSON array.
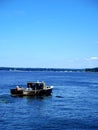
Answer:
[{"xmin": 10, "ymin": 81, "xmax": 53, "ymax": 97}]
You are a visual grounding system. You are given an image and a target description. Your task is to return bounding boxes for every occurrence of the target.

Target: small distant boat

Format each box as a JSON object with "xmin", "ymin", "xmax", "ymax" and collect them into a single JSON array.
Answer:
[{"xmin": 10, "ymin": 81, "xmax": 53, "ymax": 97}]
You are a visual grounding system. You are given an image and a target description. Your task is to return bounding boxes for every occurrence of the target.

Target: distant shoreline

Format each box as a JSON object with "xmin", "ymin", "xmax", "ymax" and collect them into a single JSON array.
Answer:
[
  {"xmin": 0, "ymin": 67, "xmax": 84, "ymax": 72},
  {"xmin": 0, "ymin": 67, "xmax": 98, "ymax": 72}
]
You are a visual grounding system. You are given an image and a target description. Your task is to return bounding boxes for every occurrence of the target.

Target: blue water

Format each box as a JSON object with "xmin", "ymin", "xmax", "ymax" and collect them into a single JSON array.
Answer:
[{"xmin": 0, "ymin": 71, "xmax": 98, "ymax": 130}]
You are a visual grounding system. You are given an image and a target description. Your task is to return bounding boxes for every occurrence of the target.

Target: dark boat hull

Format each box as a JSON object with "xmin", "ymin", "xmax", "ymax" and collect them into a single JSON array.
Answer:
[{"xmin": 10, "ymin": 88, "xmax": 52, "ymax": 97}]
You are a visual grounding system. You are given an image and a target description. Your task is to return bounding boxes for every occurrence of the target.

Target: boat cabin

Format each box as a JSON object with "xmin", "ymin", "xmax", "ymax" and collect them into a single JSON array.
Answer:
[{"xmin": 27, "ymin": 82, "xmax": 45, "ymax": 90}]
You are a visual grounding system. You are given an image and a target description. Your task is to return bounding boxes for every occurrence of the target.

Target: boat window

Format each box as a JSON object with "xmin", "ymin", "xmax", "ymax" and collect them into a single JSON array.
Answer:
[
  {"xmin": 27, "ymin": 83, "xmax": 33, "ymax": 88},
  {"xmin": 27, "ymin": 82, "xmax": 44, "ymax": 89},
  {"xmin": 36, "ymin": 83, "xmax": 43, "ymax": 89}
]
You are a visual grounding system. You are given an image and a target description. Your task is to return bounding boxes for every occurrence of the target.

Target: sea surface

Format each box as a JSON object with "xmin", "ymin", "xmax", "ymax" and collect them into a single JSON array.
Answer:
[{"xmin": 0, "ymin": 71, "xmax": 98, "ymax": 130}]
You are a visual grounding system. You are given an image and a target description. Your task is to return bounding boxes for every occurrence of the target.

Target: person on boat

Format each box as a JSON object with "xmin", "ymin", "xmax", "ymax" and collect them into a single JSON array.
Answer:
[
  {"xmin": 16, "ymin": 86, "xmax": 20, "ymax": 90},
  {"xmin": 26, "ymin": 84, "xmax": 32, "ymax": 91}
]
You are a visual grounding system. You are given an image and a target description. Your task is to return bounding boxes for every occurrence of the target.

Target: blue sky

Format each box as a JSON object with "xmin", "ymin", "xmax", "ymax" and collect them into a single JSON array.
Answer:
[{"xmin": 0, "ymin": 0, "xmax": 98, "ymax": 68}]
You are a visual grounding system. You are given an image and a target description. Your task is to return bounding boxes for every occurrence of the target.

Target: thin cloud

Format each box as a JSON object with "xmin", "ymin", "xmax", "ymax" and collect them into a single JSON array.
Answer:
[
  {"xmin": 85, "ymin": 57, "xmax": 98, "ymax": 61},
  {"xmin": 83, "ymin": 57, "xmax": 98, "ymax": 68},
  {"xmin": 90, "ymin": 57, "xmax": 98, "ymax": 60}
]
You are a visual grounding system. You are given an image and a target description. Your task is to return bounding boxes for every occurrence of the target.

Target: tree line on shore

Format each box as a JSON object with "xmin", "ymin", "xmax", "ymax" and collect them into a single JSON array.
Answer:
[
  {"xmin": 85, "ymin": 67, "xmax": 98, "ymax": 72},
  {"xmin": 0, "ymin": 67, "xmax": 98, "ymax": 72},
  {"xmin": 0, "ymin": 67, "xmax": 84, "ymax": 72}
]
